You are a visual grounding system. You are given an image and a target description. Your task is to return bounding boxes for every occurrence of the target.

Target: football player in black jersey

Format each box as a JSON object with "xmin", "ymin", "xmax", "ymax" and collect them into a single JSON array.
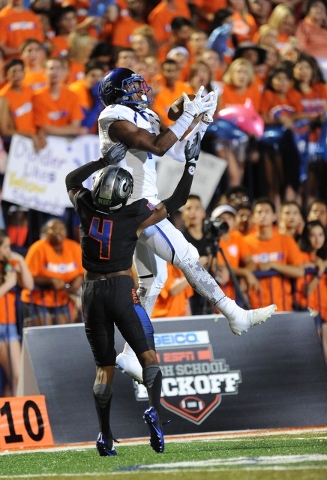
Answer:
[{"xmin": 65, "ymin": 134, "xmax": 202, "ymax": 456}]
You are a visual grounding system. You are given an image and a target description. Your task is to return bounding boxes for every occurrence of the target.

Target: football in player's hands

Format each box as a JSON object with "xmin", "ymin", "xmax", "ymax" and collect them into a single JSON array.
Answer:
[{"xmin": 168, "ymin": 94, "xmax": 204, "ymax": 121}]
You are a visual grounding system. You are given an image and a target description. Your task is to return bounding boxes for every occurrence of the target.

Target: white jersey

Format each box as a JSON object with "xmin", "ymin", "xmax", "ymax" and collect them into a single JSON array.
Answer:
[{"xmin": 98, "ymin": 103, "xmax": 194, "ymax": 204}]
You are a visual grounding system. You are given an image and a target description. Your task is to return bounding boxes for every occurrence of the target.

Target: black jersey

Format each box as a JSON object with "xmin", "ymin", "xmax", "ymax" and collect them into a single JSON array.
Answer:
[{"xmin": 73, "ymin": 188, "xmax": 155, "ymax": 273}]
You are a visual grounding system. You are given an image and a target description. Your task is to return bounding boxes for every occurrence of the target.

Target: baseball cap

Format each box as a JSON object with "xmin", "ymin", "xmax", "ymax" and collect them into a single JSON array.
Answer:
[{"xmin": 211, "ymin": 204, "xmax": 236, "ymax": 219}]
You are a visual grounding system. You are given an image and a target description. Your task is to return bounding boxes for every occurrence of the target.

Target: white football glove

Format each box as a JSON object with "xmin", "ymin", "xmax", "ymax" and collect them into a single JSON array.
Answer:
[
  {"xmin": 202, "ymin": 88, "xmax": 219, "ymax": 124},
  {"xmin": 182, "ymin": 86, "xmax": 207, "ymax": 118}
]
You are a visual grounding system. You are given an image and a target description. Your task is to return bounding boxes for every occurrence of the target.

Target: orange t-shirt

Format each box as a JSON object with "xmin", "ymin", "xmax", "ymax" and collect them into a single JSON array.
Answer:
[
  {"xmin": 32, "ymin": 85, "xmax": 83, "ymax": 127},
  {"xmin": 0, "ymin": 261, "xmax": 18, "ymax": 325},
  {"xmin": 0, "ymin": 84, "xmax": 36, "ymax": 134},
  {"xmin": 259, "ymin": 88, "xmax": 303, "ymax": 121},
  {"xmin": 220, "ymin": 82, "xmax": 262, "ymax": 112},
  {"xmin": 295, "ymin": 251, "xmax": 327, "ymax": 321},
  {"xmin": 152, "ymin": 263, "xmax": 193, "ymax": 318},
  {"xmin": 49, "ymin": 35, "xmax": 69, "ymax": 58},
  {"xmin": 21, "ymin": 238, "xmax": 84, "ymax": 307},
  {"xmin": 148, "ymin": 1, "xmax": 191, "ymax": 45},
  {"xmin": 152, "ymin": 80, "xmax": 194, "ymax": 128},
  {"xmin": 65, "ymin": 60, "xmax": 85, "ymax": 86},
  {"xmin": 231, "ymin": 11, "xmax": 257, "ymax": 44},
  {"xmin": 244, "ymin": 230, "xmax": 302, "ymax": 311},
  {"xmin": 0, "ymin": 7, "xmax": 44, "ymax": 55},
  {"xmin": 22, "ymin": 69, "xmax": 48, "ymax": 93},
  {"xmin": 217, "ymin": 230, "xmax": 251, "ymax": 300},
  {"xmin": 111, "ymin": 16, "xmax": 147, "ymax": 48}
]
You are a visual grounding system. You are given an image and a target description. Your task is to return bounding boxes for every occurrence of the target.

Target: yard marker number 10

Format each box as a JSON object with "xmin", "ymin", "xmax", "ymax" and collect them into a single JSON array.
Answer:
[{"xmin": 0, "ymin": 396, "xmax": 54, "ymax": 450}]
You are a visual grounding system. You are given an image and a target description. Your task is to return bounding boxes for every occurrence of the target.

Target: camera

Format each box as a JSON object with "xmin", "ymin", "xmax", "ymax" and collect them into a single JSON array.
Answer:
[{"xmin": 203, "ymin": 218, "xmax": 229, "ymax": 255}]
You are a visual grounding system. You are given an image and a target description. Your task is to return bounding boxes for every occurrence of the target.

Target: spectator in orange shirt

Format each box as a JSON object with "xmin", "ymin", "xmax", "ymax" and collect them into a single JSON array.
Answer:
[
  {"xmin": 32, "ymin": 57, "xmax": 85, "ymax": 137},
  {"xmin": 152, "ymin": 59, "xmax": 194, "ymax": 129},
  {"xmin": 152, "ymin": 263, "xmax": 194, "ymax": 318},
  {"xmin": 216, "ymin": 58, "xmax": 262, "ymax": 186},
  {"xmin": 115, "ymin": 47, "xmax": 138, "ymax": 70},
  {"xmin": 234, "ymin": 203, "xmax": 254, "ymax": 236},
  {"xmin": 295, "ymin": 0, "xmax": 327, "ymax": 81},
  {"xmin": 21, "ymin": 218, "xmax": 84, "ymax": 327},
  {"xmin": 307, "ymin": 199, "xmax": 327, "ymax": 228},
  {"xmin": 0, "ymin": 46, "xmax": 7, "ymax": 90},
  {"xmin": 0, "ymin": 0, "xmax": 45, "ymax": 60},
  {"xmin": 200, "ymin": 48, "xmax": 225, "ymax": 83},
  {"xmin": 227, "ymin": 0, "xmax": 258, "ymax": 45},
  {"xmin": 296, "ymin": 219, "xmax": 327, "ymax": 362},
  {"xmin": 210, "ymin": 203, "xmax": 259, "ymax": 303},
  {"xmin": 49, "ymin": 5, "xmax": 79, "ymax": 58},
  {"xmin": 259, "ymin": 65, "xmax": 305, "ymax": 208},
  {"xmin": 65, "ymin": 30, "xmax": 98, "ymax": 85},
  {"xmin": 166, "ymin": 46, "xmax": 190, "ymax": 82},
  {"xmin": 0, "ymin": 58, "xmax": 46, "ymax": 151},
  {"xmin": 0, "ymin": 229, "xmax": 34, "ymax": 396},
  {"xmin": 244, "ymin": 197, "xmax": 304, "ymax": 310},
  {"xmin": 130, "ymin": 25, "xmax": 158, "ymax": 61},
  {"xmin": 157, "ymin": 16, "xmax": 193, "ymax": 63},
  {"xmin": 187, "ymin": 60, "xmax": 221, "ymax": 99},
  {"xmin": 278, "ymin": 200, "xmax": 304, "ymax": 240},
  {"xmin": 147, "ymin": 0, "xmax": 191, "ymax": 48},
  {"xmin": 110, "ymin": 0, "xmax": 148, "ymax": 55},
  {"xmin": 20, "ymin": 38, "xmax": 48, "ymax": 93},
  {"xmin": 189, "ymin": 0, "xmax": 227, "ymax": 34},
  {"xmin": 267, "ymin": 3, "xmax": 296, "ymax": 53},
  {"xmin": 247, "ymin": 0, "xmax": 273, "ymax": 28},
  {"xmin": 187, "ymin": 28, "xmax": 209, "ymax": 65},
  {"xmin": 69, "ymin": 59, "xmax": 106, "ymax": 133}
]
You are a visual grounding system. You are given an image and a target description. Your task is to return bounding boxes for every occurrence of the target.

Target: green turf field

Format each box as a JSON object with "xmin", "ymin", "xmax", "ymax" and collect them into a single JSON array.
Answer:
[{"xmin": 0, "ymin": 429, "xmax": 327, "ymax": 480}]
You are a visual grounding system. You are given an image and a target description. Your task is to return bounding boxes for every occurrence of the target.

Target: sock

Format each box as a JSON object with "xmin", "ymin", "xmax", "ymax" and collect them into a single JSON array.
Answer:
[
  {"xmin": 93, "ymin": 383, "xmax": 113, "ymax": 438},
  {"xmin": 143, "ymin": 366, "xmax": 162, "ymax": 419}
]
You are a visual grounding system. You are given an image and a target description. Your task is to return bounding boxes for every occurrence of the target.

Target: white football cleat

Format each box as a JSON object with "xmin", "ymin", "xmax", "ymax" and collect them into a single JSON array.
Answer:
[
  {"xmin": 116, "ymin": 351, "xmax": 143, "ymax": 384},
  {"xmin": 228, "ymin": 303, "xmax": 277, "ymax": 335}
]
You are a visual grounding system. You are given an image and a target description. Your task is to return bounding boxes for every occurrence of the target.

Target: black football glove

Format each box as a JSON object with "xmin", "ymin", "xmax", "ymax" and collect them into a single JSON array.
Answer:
[
  {"xmin": 101, "ymin": 142, "xmax": 128, "ymax": 166},
  {"xmin": 184, "ymin": 132, "xmax": 201, "ymax": 164}
]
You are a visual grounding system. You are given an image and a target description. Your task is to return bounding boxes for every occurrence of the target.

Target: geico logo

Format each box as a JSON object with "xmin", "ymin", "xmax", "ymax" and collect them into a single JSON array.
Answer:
[
  {"xmin": 161, "ymin": 373, "xmax": 241, "ymax": 397},
  {"xmin": 154, "ymin": 333, "xmax": 198, "ymax": 346}
]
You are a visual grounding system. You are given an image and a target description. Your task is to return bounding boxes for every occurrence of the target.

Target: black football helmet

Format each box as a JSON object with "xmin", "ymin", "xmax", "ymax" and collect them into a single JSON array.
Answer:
[
  {"xmin": 91, "ymin": 165, "xmax": 133, "ymax": 212},
  {"xmin": 98, "ymin": 67, "xmax": 153, "ymax": 108}
]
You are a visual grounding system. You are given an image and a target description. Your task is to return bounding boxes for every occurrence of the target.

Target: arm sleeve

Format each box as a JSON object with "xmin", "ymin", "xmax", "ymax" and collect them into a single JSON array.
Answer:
[
  {"xmin": 162, "ymin": 161, "xmax": 195, "ymax": 216},
  {"xmin": 65, "ymin": 158, "xmax": 106, "ymax": 191}
]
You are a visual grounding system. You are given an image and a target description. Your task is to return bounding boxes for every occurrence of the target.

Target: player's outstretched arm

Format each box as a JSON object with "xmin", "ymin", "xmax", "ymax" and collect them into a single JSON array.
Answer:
[
  {"xmin": 137, "ymin": 133, "xmax": 202, "ymax": 234},
  {"xmin": 65, "ymin": 142, "xmax": 127, "ymax": 203},
  {"xmin": 108, "ymin": 87, "xmax": 217, "ymax": 156}
]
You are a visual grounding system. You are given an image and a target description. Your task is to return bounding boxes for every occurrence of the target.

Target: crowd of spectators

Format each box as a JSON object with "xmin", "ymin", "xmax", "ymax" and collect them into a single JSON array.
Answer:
[{"xmin": 1, "ymin": 0, "xmax": 327, "ymax": 394}]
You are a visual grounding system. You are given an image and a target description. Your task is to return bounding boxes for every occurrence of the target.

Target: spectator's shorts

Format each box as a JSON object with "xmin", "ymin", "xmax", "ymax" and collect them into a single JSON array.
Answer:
[{"xmin": 0, "ymin": 324, "xmax": 21, "ymax": 342}]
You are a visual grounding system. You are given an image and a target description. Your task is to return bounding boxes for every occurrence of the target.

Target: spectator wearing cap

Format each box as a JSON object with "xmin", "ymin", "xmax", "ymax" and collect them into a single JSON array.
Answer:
[
  {"xmin": 210, "ymin": 203, "xmax": 259, "ymax": 303},
  {"xmin": 0, "ymin": 0, "xmax": 44, "ymax": 60},
  {"xmin": 166, "ymin": 46, "xmax": 190, "ymax": 82},
  {"xmin": 0, "ymin": 58, "xmax": 46, "ymax": 152}
]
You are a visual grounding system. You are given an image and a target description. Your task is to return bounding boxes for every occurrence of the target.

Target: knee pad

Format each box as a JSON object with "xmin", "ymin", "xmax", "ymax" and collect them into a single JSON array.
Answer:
[
  {"xmin": 93, "ymin": 384, "xmax": 112, "ymax": 408},
  {"xmin": 143, "ymin": 365, "xmax": 161, "ymax": 389}
]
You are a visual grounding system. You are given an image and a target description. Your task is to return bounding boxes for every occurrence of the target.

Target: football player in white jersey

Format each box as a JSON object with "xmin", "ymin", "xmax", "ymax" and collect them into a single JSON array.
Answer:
[{"xmin": 98, "ymin": 68, "xmax": 277, "ymax": 383}]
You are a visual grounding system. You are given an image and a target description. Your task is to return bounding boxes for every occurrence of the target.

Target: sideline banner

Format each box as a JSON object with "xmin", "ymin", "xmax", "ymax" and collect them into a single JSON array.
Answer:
[
  {"xmin": 17, "ymin": 313, "xmax": 327, "ymax": 444},
  {"xmin": 2, "ymin": 134, "xmax": 100, "ymax": 215},
  {"xmin": 2, "ymin": 135, "xmax": 226, "ymax": 215}
]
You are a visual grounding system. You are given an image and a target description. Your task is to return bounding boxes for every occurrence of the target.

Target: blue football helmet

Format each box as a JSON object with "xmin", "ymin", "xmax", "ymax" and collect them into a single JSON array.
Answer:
[
  {"xmin": 98, "ymin": 68, "xmax": 154, "ymax": 108},
  {"xmin": 92, "ymin": 165, "xmax": 133, "ymax": 212}
]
